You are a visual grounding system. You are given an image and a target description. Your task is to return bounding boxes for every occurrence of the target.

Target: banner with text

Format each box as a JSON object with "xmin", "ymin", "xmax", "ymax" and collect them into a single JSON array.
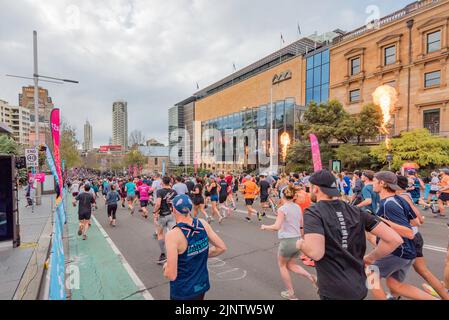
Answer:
[{"xmin": 50, "ymin": 108, "xmax": 63, "ymax": 196}]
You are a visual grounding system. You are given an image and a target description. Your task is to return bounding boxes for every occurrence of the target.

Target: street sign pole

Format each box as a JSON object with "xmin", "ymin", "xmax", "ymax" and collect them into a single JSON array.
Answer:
[{"xmin": 33, "ymin": 31, "xmax": 42, "ymax": 205}]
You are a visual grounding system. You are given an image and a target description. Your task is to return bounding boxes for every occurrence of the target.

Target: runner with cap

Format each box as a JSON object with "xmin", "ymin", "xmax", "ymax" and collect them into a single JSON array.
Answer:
[
  {"xmin": 371, "ymin": 171, "xmax": 436, "ymax": 300},
  {"xmin": 297, "ymin": 169, "xmax": 403, "ymax": 300},
  {"xmin": 396, "ymin": 175, "xmax": 449, "ymax": 300},
  {"xmin": 153, "ymin": 176, "xmax": 178, "ymax": 264},
  {"xmin": 163, "ymin": 194, "xmax": 227, "ymax": 300}
]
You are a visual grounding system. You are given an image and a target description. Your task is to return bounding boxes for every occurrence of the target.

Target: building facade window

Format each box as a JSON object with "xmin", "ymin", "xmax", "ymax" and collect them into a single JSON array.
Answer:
[
  {"xmin": 305, "ymin": 49, "xmax": 330, "ymax": 105},
  {"xmin": 351, "ymin": 57, "xmax": 361, "ymax": 75},
  {"xmin": 349, "ymin": 89, "xmax": 361, "ymax": 102},
  {"xmin": 154, "ymin": 158, "xmax": 158, "ymax": 165},
  {"xmin": 427, "ymin": 30, "xmax": 441, "ymax": 53},
  {"xmin": 384, "ymin": 45, "xmax": 396, "ymax": 65},
  {"xmin": 200, "ymin": 99, "xmax": 304, "ymax": 167},
  {"xmin": 423, "ymin": 109, "xmax": 440, "ymax": 134},
  {"xmin": 424, "ymin": 70, "xmax": 441, "ymax": 88}
]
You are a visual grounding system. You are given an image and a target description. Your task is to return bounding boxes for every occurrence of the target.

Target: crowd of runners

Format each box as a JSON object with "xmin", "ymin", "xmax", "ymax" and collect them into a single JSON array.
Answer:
[{"xmin": 66, "ymin": 167, "xmax": 449, "ymax": 300}]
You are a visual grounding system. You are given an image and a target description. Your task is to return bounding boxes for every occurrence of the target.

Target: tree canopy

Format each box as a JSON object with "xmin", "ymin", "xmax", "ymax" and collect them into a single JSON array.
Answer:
[
  {"xmin": 123, "ymin": 149, "xmax": 146, "ymax": 167},
  {"xmin": 60, "ymin": 122, "xmax": 82, "ymax": 169},
  {"xmin": 0, "ymin": 134, "xmax": 19, "ymax": 155},
  {"xmin": 371, "ymin": 128, "xmax": 449, "ymax": 170},
  {"xmin": 297, "ymin": 100, "xmax": 383, "ymax": 144}
]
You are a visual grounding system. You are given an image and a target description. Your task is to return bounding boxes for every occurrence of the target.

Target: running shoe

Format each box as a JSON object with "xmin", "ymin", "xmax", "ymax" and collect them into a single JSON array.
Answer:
[
  {"xmin": 281, "ymin": 291, "xmax": 299, "ymax": 300},
  {"xmin": 218, "ymin": 216, "xmax": 224, "ymax": 224},
  {"xmin": 206, "ymin": 216, "xmax": 212, "ymax": 223},
  {"xmin": 257, "ymin": 212, "xmax": 262, "ymax": 221},
  {"xmin": 82, "ymin": 235, "xmax": 87, "ymax": 240},
  {"xmin": 157, "ymin": 253, "xmax": 167, "ymax": 265},
  {"xmin": 422, "ymin": 283, "xmax": 440, "ymax": 298},
  {"xmin": 245, "ymin": 217, "xmax": 251, "ymax": 222},
  {"xmin": 152, "ymin": 232, "xmax": 157, "ymax": 239},
  {"xmin": 77, "ymin": 227, "xmax": 82, "ymax": 236}
]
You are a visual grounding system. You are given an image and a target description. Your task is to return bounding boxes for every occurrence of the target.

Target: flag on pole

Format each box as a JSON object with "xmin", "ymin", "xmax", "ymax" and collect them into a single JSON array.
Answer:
[
  {"xmin": 196, "ymin": 82, "xmax": 199, "ymax": 90},
  {"xmin": 233, "ymin": 63, "xmax": 236, "ymax": 71},
  {"xmin": 280, "ymin": 33, "xmax": 285, "ymax": 44},
  {"xmin": 297, "ymin": 24, "xmax": 301, "ymax": 36}
]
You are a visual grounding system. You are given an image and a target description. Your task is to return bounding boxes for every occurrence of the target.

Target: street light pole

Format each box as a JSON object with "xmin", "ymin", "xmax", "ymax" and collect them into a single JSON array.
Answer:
[
  {"xmin": 33, "ymin": 31, "xmax": 42, "ymax": 205},
  {"xmin": 33, "ymin": 31, "xmax": 39, "ymax": 148}
]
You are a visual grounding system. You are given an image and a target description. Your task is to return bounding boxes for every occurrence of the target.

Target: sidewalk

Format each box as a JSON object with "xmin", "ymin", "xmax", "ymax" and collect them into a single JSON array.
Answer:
[
  {"xmin": 0, "ymin": 191, "xmax": 55, "ymax": 300},
  {"xmin": 66, "ymin": 195, "xmax": 148, "ymax": 300}
]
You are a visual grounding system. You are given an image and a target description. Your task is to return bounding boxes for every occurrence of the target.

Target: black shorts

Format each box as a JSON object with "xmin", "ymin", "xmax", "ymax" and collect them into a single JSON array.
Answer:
[
  {"xmin": 439, "ymin": 193, "xmax": 449, "ymax": 202},
  {"xmin": 204, "ymin": 191, "xmax": 211, "ymax": 197},
  {"xmin": 413, "ymin": 232, "xmax": 424, "ymax": 258},
  {"xmin": 429, "ymin": 190, "xmax": 438, "ymax": 195},
  {"xmin": 260, "ymin": 194, "xmax": 269, "ymax": 203},
  {"xmin": 79, "ymin": 211, "xmax": 92, "ymax": 221},
  {"xmin": 72, "ymin": 192, "xmax": 79, "ymax": 197},
  {"xmin": 140, "ymin": 200, "xmax": 149, "ymax": 207},
  {"xmin": 193, "ymin": 196, "xmax": 204, "ymax": 206},
  {"xmin": 245, "ymin": 199, "xmax": 254, "ymax": 206},
  {"xmin": 219, "ymin": 195, "xmax": 227, "ymax": 204}
]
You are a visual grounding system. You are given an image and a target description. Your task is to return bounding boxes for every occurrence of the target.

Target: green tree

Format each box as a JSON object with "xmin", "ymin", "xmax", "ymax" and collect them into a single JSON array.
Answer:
[
  {"xmin": 371, "ymin": 129, "xmax": 449, "ymax": 170},
  {"xmin": 298, "ymin": 100, "xmax": 355, "ymax": 143},
  {"xmin": 285, "ymin": 140, "xmax": 334, "ymax": 173},
  {"xmin": 335, "ymin": 144, "xmax": 372, "ymax": 171},
  {"xmin": 353, "ymin": 103, "xmax": 383, "ymax": 144},
  {"xmin": 60, "ymin": 122, "xmax": 82, "ymax": 169},
  {"xmin": 298, "ymin": 100, "xmax": 383, "ymax": 145},
  {"xmin": 123, "ymin": 149, "xmax": 146, "ymax": 167},
  {"xmin": 0, "ymin": 134, "xmax": 19, "ymax": 155}
]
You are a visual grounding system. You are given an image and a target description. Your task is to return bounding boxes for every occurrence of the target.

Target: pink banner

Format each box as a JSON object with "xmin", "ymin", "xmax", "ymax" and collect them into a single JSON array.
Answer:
[
  {"xmin": 309, "ymin": 134, "xmax": 322, "ymax": 172},
  {"xmin": 51, "ymin": 108, "xmax": 63, "ymax": 194},
  {"xmin": 29, "ymin": 172, "xmax": 46, "ymax": 183}
]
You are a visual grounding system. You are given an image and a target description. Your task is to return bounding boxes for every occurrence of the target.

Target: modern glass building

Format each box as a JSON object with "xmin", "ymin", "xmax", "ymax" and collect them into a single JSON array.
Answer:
[
  {"xmin": 200, "ymin": 98, "xmax": 306, "ymax": 172},
  {"xmin": 305, "ymin": 48, "xmax": 330, "ymax": 105}
]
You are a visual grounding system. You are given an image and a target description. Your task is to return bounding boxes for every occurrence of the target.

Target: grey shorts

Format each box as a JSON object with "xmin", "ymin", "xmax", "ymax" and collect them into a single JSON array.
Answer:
[
  {"xmin": 157, "ymin": 214, "xmax": 176, "ymax": 231},
  {"xmin": 373, "ymin": 254, "xmax": 414, "ymax": 282},
  {"xmin": 278, "ymin": 237, "xmax": 300, "ymax": 258},
  {"xmin": 127, "ymin": 194, "xmax": 136, "ymax": 201}
]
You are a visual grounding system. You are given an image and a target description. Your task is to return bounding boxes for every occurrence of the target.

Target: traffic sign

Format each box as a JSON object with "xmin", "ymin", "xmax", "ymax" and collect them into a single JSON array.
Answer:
[{"xmin": 25, "ymin": 148, "xmax": 39, "ymax": 168}]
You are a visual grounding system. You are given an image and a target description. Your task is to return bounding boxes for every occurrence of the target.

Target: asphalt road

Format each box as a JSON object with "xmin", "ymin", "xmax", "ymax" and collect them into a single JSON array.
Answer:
[{"xmin": 91, "ymin": 196, "xmax": 449, "ymax": 300}]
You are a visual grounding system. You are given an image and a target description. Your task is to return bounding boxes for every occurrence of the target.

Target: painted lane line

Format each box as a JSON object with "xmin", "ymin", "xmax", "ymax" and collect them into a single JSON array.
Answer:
[
  {"xmin": 91, "ymin": 216, "xmax": 154, "ymax": 300},
  {"xmin": 423, "ymin": 244, "xmax": 447, "ymax": 253}
]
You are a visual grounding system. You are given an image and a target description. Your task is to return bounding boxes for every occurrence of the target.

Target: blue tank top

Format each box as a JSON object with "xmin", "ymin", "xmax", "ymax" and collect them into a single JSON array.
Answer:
[{"xmin": 170, "ymin": 218, "xmax": 210, "ymax": 300}]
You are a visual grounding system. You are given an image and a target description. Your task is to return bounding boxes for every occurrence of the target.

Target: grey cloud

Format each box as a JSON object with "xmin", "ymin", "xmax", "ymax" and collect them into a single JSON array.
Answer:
[{"xmin": 1, "ymin": 0, "xmax": 411, "ymax": 147}]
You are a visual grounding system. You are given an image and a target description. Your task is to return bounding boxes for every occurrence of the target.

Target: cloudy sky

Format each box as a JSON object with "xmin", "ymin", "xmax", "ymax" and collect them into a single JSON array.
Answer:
[{"xmin": 0, "ymin": 0, "xmax": 411, "ymax": 147}]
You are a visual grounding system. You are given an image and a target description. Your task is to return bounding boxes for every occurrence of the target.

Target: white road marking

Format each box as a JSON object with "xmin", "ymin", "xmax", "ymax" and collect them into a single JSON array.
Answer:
[
  {"xmin": 423, "ymin": 245, "xmax": 447, "ymax": 253},
  {"xmin": 91, "ymin": 216, "xmax": 154, "ymax": 300},
  {"xmin": 234, "ymin": 209, "xmax": 448, "ymax": 254}
]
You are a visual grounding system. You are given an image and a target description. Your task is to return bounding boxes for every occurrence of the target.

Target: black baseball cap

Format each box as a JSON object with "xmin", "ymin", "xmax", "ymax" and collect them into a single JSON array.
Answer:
[
  {"xmin": 309, "ymin": 170, "xmax": 340, "ymax": 197},
  {"xmin": 374, "ymin": 171, "xmax": 400, "ymax": 191}
]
